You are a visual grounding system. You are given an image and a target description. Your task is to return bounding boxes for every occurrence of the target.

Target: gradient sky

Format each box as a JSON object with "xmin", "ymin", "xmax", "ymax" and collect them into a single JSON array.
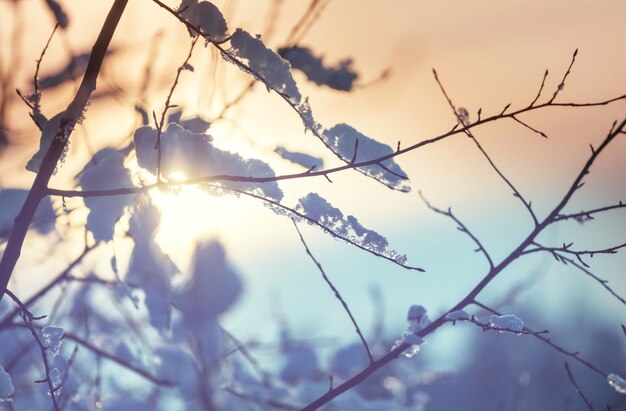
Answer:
[{"xmin": 1, "ymin": 0, "xmax": 625, "ymax": 390}]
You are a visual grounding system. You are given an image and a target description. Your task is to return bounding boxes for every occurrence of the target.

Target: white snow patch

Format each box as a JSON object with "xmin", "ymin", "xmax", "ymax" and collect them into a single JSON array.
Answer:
[
  {"xmin": 608, "ymin": 373, "xmax": 626, "ymax": 395},
  {"xmin": 489, "ymin": 314, "xmax": 524, "ymax": 333},
  {"xmin": 0, "ymin": 365, "xmax": 14, "ymax": 401},
  {"xmin": 322, "ymin": 124, "xmax": 410, "ymax": 192}
]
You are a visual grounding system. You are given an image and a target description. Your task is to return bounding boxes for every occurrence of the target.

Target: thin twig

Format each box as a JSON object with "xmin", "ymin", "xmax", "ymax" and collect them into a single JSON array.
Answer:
[
  {"xmin": 419, "ymin": 191, "xmax": 494, "ymax": 269},
  {"xmin": 300, "ymin": 119, "xmax": 624, "ymax": 410},
  {"xmin": 0, "ymin": 0, "xmax": 130, "ymax": 304},
  {"xmin": 555, "ymin": 254, "xmax": 626, "ymax": 306},
  {"xmin": 433, "ymin": 68, "xmax": 540, "ymax": 226},
  {"xmin": 6, "ymin": 323, "xmax": 175, "ymax": 387},
  {"xmin": 46, "ymin": 95, "xmax": 626, "ymax": 200},
  {"xmin": 554, "ymin": 202, "xmax": 626, "ymax": 222},
  {"xmin": 292, "ymin": 220, "xmax": 374, "ymax": 363},
  {"xmin": 474, "ymin": 301, "xmax": 606, "ymax": 377},
  {"xmin": 5, "ymin": 291, "xmax": 61, "ymax": 411},
  {"xmin": 154, "ymin": 35, "xmax": 199, "ymax": 183},
  {"xmin": 529, "ymin": 69, "xmax": 549, "ymax": 107},
  {"xmin": 225, "ymin": 185, "xmax": 422, "ymax": 271},
  {"xmin": 0, "ymin": 242, "xmax": 99, "ymax": 330},
  {"xmin": 511, "ymin": 115, "xmax": 548, "ymax": 138},
  {"xmin": 34, "ymin": 24, "xmax": 59, "ymax": 94},
  {"xmin": 564, "ymin": 361, "xmax": 595, "ymax": 411},
  {"xmin": 549, "ymin": 49, "xmax": 578, "ymax": 103},
  {"xmin": 220, "ymin": 327, "xmax": 270, "ymax": 386}
]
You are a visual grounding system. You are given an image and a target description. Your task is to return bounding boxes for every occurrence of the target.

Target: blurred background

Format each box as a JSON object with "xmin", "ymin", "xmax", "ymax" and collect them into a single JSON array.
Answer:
[{"xmin": 1, "ymin": 0, "xmax": 625, "ymax": 409}]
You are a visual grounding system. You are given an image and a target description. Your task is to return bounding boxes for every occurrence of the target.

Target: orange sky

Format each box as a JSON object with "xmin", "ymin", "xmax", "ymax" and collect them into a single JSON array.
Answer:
[{"xmin": 0, "ymin": 0, "xmax": 624, "ymax": 342}]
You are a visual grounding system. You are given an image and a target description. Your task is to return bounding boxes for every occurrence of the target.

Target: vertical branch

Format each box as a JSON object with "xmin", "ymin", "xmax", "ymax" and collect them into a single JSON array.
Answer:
[
  {"xmin": 564, "ymin": 361, "xmax": 595, "ymax": 411},
  {"xmin": 154, "ymin": 35, "xmax": 199, "ymax": 183},
  {"xmin": 0, "ymin": 0, "xmax": 129, "ymax": 303},
  {"xmin": 292, "ymin": 221, "xmax": 374, "ymax": 363}
]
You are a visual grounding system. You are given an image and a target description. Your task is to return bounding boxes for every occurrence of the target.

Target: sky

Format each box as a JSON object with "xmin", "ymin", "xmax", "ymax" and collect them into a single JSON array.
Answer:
[{"xmin": 0, "ymin": 0, "xmax": 625, "ymax": 405}]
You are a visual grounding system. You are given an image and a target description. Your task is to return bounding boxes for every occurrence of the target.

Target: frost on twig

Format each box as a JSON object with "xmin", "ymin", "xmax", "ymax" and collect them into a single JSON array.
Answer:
[
  {"xmin": 322, "ymin": 124, "xmax": 410, "ymax": 192},
  {"xmin": 608, "ymin": 373, "xmax": 626, "ymax": 395},
  {"xmin": 488, "ymin": 314, "xmax": 525, "ymax": 333},
  {"xmin": 25, "ymin": 111, "xmax": 68, "ymax": 174},
  {"xmin": 295, "ymin": 192, "xmax": 409, "ymax": 266},
  {"xmin": 41, "ymin": 325, "xmax": 64, "ymax": 358},
  {"xmin": 392, "ymin": 305, "xmax": 430, "ymax": 358},
  {"xmin": 134, "ymin": 123, "xmax": 283, "ymax": 200}
]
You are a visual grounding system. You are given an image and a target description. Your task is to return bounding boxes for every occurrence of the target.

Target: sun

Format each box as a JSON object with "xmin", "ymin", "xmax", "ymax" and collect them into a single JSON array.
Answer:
[{"xmin": 148, "ymin": 172, "xmax": 243, "ymax": 261}]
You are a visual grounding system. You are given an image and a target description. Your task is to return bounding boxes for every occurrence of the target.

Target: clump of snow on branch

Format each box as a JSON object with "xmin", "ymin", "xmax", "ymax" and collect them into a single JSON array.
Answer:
[
  {"xmin": 392, "ymin": 305, "xmax": 430, "ymax": 358},
  {"xmin": 275, "ymin": 146, "xmax": 323, "ymax": 169},
  {"xmin": 178, "ymin": 0, "xmax": 228, "ymax": 42},
  {"xmin": 296, "ymin": 192, "xmax": 408, "ymax": 265},
  {"xmin": 78, "ymin": 148, "xmax": 134, "ymax": 242},
  {"xmin": 608, "ymin": 373, "xmax": 626, "ymax": 395},
  {"xmin": 41, "ymin": 325, "xmax": 64, "ymax": 358},
  {"xmin": 25, "ymin": 111, "xmax": 67, "ymax": 174},
  {"xmin": 489, "ymin": 314, "xmax": 524, "ymax": 333},
  {"xmin": 445, "ymin": 309, "xmax": 470, "ymax": 323},
  {"xmin": 0, "ymin": 365, "xmax": 14, "ymax": 402},
  {"xmin": 279, "ymin": 45, "xmax": 358, "ymax": 91},
  {"xmin": 227, "ymin": 29, "xmax": 301, "ymax": 104},
  {"xmin": 167, "ymin": 109, "xmax": 211, "ymax": 133},
  {"xmin": 322, "ymin": 124, "xmax": 410, "ymax": 192},
  {"xmin": 126, "ymin": 201, "xmax": 179, "ymax": 332},
  {"xmin": 47, "ymin": 368, "xmax": 62, "ymax": 397},
  {"xmin": 134, "ymin": 123, "xmax": 283, "ymax": 201}
]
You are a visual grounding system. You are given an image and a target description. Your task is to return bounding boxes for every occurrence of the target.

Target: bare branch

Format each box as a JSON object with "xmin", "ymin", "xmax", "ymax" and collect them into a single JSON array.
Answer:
[
  {"xmin": 564, "ymin": 361, "xmax": 596, "ymax": 411},
  {"xmin": 529, "ymin": 69, "xmax": 549, "ymax": 107},
  {"xmin": 293, "ymin": 221, "xmax": 374, "ymax": 363},
  {"xmin": 432, "ymin": 69, "xmax": 540, "ymax": 226},
  {"xmin": 419, "ymin": 191, "xmax": 494, "ymax": 269},
  {"xmin": 0, "ymin": 0, "xmax": 129, "ymax": 304},
  {"xmin": 554, "ymin": 202, "xmax": 626, "ymax": 222},
  {"xmin": 46, "ymin": 97, "xmax": 626, "ymax": 201},
  {"xmin": 549, "ymin": 49, "xmax": 578, "ymax": 103},
  {"xmin": 154, "ymin": 35, "xmax": 199, "ymax": 183}
]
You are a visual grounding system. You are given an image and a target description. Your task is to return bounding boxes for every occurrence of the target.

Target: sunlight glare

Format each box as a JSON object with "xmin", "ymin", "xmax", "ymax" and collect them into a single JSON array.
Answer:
[{"xmin": 149, "ymin": 172, "xmax": 241, "ymax": 256}]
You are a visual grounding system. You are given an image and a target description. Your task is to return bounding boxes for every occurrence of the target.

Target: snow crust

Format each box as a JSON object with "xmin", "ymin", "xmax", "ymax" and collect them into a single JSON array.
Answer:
[
  {"xmin": 322, "ymin": 124, "xmax": 410, "ymax": 192},
  {"xmin": 134, "ymin": 123, "xmax": 283, "ymax": 200},
  {"xmin": 489, "ymin": 314, "xmax": 524, "ymax": 333},
  {"xmin": 296, "ymin": 192, "xmax": 407, "ymax": 264}
]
